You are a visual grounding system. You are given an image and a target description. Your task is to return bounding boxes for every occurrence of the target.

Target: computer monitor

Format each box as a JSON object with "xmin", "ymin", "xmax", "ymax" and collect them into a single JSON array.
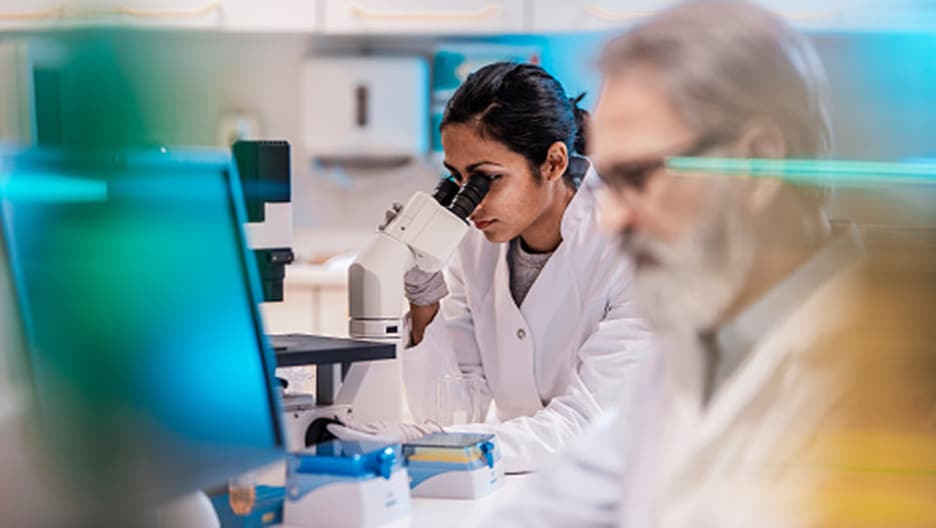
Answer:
[{"xmin": 0, "ymin": 147, "xmax": 284, "ymax": 509}]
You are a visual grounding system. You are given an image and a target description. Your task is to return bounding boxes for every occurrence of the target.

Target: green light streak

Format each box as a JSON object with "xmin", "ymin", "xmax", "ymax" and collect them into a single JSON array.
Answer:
[
  {"xmin": 0, "ymin": 173, "xmax": 108, "ymax": 202},
  {"xmin": 666, "ymin": 157, "xmax": 936, "ymax": 186}
]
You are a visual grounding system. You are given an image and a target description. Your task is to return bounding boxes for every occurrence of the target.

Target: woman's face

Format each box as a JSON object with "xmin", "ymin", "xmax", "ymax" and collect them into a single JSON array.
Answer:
[{"xmin": 441, "ymin": 123, "xmax": 555, "ymax": 244}]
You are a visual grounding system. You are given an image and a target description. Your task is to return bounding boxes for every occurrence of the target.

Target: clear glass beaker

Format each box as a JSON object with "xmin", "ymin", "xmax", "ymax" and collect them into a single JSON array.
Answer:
[{"xmin": 436, "ymin": 373, "xmax": 484, "ymax": 427}]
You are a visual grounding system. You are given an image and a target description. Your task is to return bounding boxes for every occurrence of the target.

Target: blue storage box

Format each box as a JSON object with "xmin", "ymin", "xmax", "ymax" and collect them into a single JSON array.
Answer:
[{"xmin": 211, "ymin": 485, "xmax": 283, "ymax": 528}]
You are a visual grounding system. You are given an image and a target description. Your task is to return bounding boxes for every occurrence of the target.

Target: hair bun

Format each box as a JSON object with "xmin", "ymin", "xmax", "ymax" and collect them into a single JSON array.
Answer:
[{"xmin": 570, "ymin": 92, "xmax": 589, "ymax": 154}]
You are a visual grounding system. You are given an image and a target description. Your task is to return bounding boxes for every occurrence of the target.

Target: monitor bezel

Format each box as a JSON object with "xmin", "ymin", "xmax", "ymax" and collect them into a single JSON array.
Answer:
[{"xmin": 0, "ymin": 147, "xmax": 286, "ymax": 497}]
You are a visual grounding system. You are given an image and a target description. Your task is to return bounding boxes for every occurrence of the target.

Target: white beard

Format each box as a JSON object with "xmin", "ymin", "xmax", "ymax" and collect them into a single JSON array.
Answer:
[{"xmin": 621, "ymin": 186, "xmax": 756, "ymax": 334}]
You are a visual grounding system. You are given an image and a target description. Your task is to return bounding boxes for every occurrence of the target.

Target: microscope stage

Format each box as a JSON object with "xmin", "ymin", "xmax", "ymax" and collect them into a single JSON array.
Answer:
[{"xmin": 270, "ymin": 334, "xmax": 395, "ymax": 367}]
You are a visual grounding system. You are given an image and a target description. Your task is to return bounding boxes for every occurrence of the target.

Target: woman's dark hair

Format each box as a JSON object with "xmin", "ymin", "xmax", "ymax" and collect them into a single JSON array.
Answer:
[{"xmin": 440, "ymin": 62, "xmax": 589, "ymax": 189}]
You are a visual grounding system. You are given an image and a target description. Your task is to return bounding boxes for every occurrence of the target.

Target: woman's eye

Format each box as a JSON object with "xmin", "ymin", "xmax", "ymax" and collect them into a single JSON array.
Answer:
[
  {"xmin": 471, "ymin": 172, "xmax": 501, "ymax": 183},
  {"xmin": 449, "ymin": 173, "xmax": 464, "ymax": 184}
]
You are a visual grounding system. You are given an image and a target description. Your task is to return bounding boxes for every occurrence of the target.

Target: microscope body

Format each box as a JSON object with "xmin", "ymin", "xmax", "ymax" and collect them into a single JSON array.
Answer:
[
  {"xmin": 233, "ymin": 140, "xmax": 294, "ymax": 303},
  {"xmin": 342, "ymin": 176, "xmax": 490, "ymax": 422},
  {"xmin": 231, "ymin": 138, "xmax": 489, "ymax": 437},
  {"xmin": 348, "ymin": 191, "xmax": 470, "ymax": 340},
  {"xmin": 348, "ymin": 173, "xmax": 490, "ymax": 342}
]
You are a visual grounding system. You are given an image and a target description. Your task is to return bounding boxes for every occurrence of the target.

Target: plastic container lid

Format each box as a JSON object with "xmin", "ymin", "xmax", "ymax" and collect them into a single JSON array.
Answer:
[
  {"xmin": 403, "ymin": 432, "xmax": 497, "ymax": 467},
  {"xmin": 289, "ymin": 440, "xmax": 401, "ymax": 480}
]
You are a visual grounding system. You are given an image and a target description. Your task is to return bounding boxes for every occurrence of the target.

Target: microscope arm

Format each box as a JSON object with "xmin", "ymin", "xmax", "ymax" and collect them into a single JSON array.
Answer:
[
  {"xmin": 347, "ymin": 231, "xmax": 413, "ymax": 339},
  {"xmin": 339, "ymin": 176, "xmax": 487, "ymax": 422},
  {"xmin": 348, "ymin": 191, "xmax": 470, "ymax": 340}
]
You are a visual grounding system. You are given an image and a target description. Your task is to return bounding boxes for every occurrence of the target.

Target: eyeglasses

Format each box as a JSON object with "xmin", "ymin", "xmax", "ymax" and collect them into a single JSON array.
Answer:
[{"xmin": 595, "ymin": 132, "xmax": 733, "ymax": 194}]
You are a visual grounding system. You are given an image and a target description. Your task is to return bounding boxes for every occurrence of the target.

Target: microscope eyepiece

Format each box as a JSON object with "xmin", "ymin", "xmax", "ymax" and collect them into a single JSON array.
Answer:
[
  {"xmin": 431, "ymin": 177, "xmax": 461, "ymax": 207},
  {"xmin": 447, "ymin": 174, "xmax": 491, "ymax": 221}
]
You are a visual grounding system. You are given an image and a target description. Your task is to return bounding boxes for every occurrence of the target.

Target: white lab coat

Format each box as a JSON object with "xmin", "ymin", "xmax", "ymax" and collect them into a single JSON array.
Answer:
[
  {"xmin": 402, "ymin": 165, "xmax": 652, "ymax": 473},
  {"xmin": 482, "ymin": 228, "xmax": 905, "ymax": 527}
]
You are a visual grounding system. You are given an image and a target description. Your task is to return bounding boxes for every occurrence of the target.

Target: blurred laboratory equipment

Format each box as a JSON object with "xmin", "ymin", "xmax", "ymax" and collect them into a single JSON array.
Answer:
[
  {"xmin": 231, "ymin": 140, "xmax": 401, "ymax": 446},
  {"xmin": 228, "ymin": 471, "xmax": 258, "ymax": 516},
  {"xmin": 233, "ymin": 139, "xmax": 294, "ymax": 303},
  {"xmin": 218, "ymin": 109, "xmax": 261, "ymax": 148}
]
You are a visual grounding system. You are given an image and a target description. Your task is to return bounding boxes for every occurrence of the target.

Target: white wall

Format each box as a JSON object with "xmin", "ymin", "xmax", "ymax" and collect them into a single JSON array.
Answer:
[
  {"xmin": 0, "ymin": 30, "xmax": 440, "ymax": 258},
  {"xmin": 6, "ymin": 29, "xmax": 932, "ymax": 257},
  {"xmin": 115, "ymin": 31, "xmax": 440, "ymax": 256},
  {"xmin": 67, "ymin": 30, "xmax": 625, "ymax": 256}
]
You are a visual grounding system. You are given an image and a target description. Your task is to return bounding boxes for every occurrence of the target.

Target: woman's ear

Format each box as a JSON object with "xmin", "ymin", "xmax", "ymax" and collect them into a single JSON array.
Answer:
[{"xmin": 540, "ymin": 141, "xmax": 569, "ymax": 183}]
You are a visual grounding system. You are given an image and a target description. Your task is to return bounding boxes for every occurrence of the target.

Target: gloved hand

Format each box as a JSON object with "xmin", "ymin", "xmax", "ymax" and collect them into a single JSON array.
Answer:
[
  {"xmin": 326, "ymin": 420, "xmax": 443, "ymax": 444},
  {"xmin": 404, "ymin": 268, "xmax": 448, "ymax": 306},
  {"xmin": 379, "ymin": 200, "xmax": 448, "ymax": 306}
]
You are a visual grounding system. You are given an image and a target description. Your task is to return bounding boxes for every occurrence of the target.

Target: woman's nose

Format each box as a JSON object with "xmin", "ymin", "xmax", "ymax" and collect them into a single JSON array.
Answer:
[{"xmin": 467, "ymin": 197, "xmax": 488, "ymax": 221}]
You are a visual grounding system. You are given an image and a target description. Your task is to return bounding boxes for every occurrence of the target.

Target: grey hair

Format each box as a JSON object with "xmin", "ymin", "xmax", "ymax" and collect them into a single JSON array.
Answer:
[{"xmin": 600, "ymin": 0, "xmax": 832, "ymax": 158}]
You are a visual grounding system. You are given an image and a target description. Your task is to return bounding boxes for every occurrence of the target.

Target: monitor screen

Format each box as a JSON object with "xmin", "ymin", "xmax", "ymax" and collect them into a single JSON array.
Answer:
[{"xmin": 0, "ymin": 148, "xmax": 283, "ymax": 506}]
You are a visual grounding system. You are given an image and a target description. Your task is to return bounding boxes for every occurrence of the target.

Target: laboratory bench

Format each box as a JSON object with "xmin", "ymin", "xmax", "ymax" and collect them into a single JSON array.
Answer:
[{"xmin": 398, "ymin": 474, "xmax": 527, "ymax": 528}]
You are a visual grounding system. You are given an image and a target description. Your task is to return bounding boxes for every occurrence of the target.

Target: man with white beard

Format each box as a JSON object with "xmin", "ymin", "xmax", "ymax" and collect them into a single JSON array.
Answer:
[{"xmin": 483, "ymin": 1, "xmax": 936, "ymax": 526}]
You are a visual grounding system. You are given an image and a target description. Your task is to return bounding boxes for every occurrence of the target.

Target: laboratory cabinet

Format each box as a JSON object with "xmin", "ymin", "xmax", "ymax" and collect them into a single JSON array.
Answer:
[
  {"xmin": 530, "ymin": 0, "xmax": 676, "ymax": 32},
  {"xmin": 212, "ymin": 0, "xmax": 321, "ymax": 32},
  {"xmin": 321, "ymin": 0, "xmax": 527, "ymax": 34},
  {"xmin": 0, "ymin": 0, "xmax": 64, "ymax": 30},
  {"xmin": 1, "ymin": 0, "xmax": 932, "ymax": 34},
  {"xmin": 528, "ymin": 0, "xmax": 936, "ymax": 33},
  {"xmin": 756, "ymin": 0, "xmax": 936, "ymax": 32},
  {"xmin": 0, "ymin": 0, "xmax": 321, "ymax": 32}
]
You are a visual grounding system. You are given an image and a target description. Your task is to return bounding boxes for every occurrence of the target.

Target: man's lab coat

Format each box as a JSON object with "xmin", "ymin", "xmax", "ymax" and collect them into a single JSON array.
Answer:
[{"xmin": 485, "ymin": 226, "xmax": 936, "ymax": 526}]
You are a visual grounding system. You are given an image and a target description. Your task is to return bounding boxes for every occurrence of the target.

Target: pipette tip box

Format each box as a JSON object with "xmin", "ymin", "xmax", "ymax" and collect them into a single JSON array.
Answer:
[
  {"xmin": 283, "ymin": 440, "xmax": 410, "ymax": 527},
  {"xmin": 402, "ymin": 432, "xmax": 503, "ymax": 499}
]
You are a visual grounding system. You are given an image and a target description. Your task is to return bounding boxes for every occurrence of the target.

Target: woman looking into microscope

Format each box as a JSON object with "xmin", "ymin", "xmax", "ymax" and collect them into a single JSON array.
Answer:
[{"xmin": 332, "ymin": 62, "xmax": 652, "ymax": 473}]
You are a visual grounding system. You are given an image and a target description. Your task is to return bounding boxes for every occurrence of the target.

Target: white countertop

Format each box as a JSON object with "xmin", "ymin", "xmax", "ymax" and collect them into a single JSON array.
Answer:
[{"xmin": 401, "ymin": 474, "xmax": 528, "ymax": 527}]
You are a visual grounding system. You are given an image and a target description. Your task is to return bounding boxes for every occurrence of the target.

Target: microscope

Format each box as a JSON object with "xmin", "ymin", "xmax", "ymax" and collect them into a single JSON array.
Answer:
[
  {"xmin": 232, "ymin": 140, "xmax": 294, "ymax": 303},
  {"xmin": 232, "ymin": 140, "xmax": 388, "ymax": 451},
  {"xmin": 337, "ymin": 173, "xmax": 491, "ymax": 424},
  {"xmin": 348, "ymin": 173, "xmax": 491, "ymax": 339},
  {"xmin": 232, "ymin": 139, "xmax": 490, "ymax": 448}
]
